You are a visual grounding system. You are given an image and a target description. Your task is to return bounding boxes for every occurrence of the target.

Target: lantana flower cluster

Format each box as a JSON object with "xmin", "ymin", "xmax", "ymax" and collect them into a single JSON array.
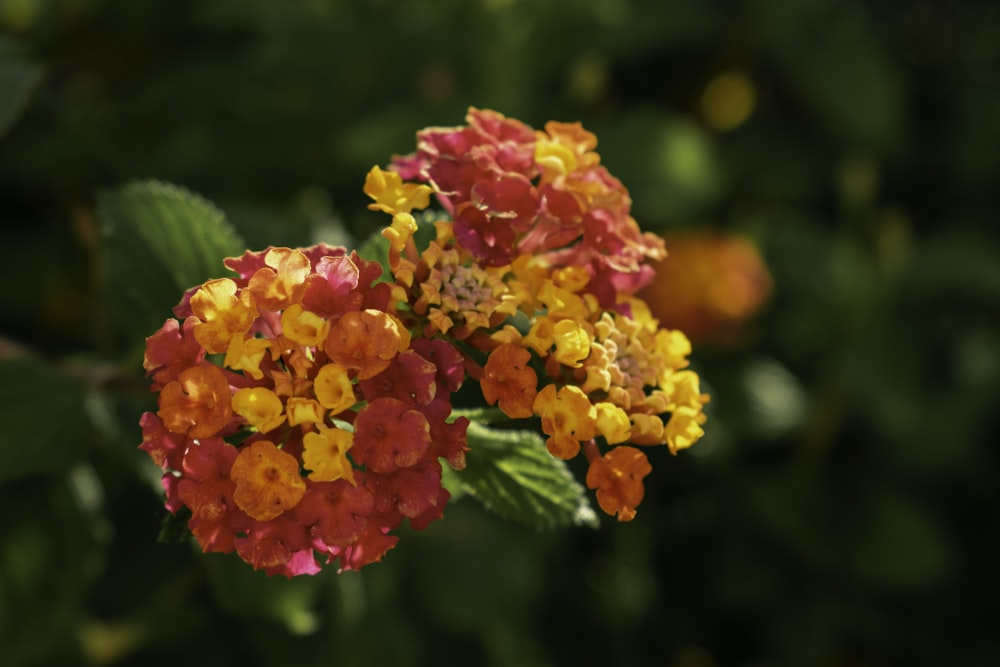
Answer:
[{"xmin": 140, "ymin": 107, "xmax": 709, "ymax": 576}]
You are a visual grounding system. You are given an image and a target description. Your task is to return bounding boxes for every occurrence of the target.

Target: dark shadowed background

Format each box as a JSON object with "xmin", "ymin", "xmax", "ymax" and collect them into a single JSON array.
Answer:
[{"xmin": 2, "ymin": 1, "xmax": 999, "ymax": 665}]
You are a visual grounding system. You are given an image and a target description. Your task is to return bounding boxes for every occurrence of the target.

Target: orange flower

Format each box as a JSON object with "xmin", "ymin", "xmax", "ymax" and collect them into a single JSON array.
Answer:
[
  {"xmin": 585, "ymin": 446, "xmax": 651, "ymax": 522},
  {"xmin": 247, "ymin": 247, "xmax": 312, "ymax": 311},
  {"xmin": 158, "ymin": 363, "xmax": 233, "ymax": 438},
  {"xmin": 142, "ymin": 243, "xmax": 471, "ymax": 576},
  {"xmin": 639, "ymin": 230, "xmax": 772, "ymax": 345},
  {"xmin": 480, "ymin": 343, "xmax": 538, "ymax": 419},
  {"xmin": 230, "ymin": 440, "xmax": 307, "ymax": 521},
  {"xmin": 324, "ymin": 309, "xmax": 409, "ymax": 380}
]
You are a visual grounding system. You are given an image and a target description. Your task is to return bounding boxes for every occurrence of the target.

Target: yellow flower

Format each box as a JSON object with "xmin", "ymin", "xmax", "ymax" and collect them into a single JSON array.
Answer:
[
  {"xmin": 534, "ymin": 137, "xmax": 578, "ymax": 177},
  {"xmin": 364, "ymin": 165, "xmax": 433, "ymax": 215},
  {"xmin": 190, "ymin": 278, "xmax": 257, "ymax": 354},
  {"xmin": 538, "ymin": 279, "xmax": 592, "ymax": 321},
  {"xmin": 285, "ymin": 397, "xmax": 325, "ymax": 428},
  {"xmin": 594, "ymin": 402, "xmax": 631, "ymax": 444},
  {"xmin": 303, "ymin": 425, "xmax": 356, "ymax": 484},
  {"xmin": 281, "ymin": 303, "xmax": 330, "ymax": 347},
  {"xmin": 533, "ymin": 384, "xmax": 596, "ymax": 459},
  {"xmin": 224, "ymin": 336, "xmax": 270, "ymax": 380},
  {"xmin": 551, "ymin": 319, "xmax": 591, "ymax": 368},
  {"xmin": 313, "ymin": 363, "xmax": 356, "ymax": 414},
  {"xmin": 232, "ymin": 386, "xmax": 286, "ymax": 433},
  {"xmin": 629, "ymin": 413, "xmax": 666, "ymax": 445},
  {"xmin": 523, "ymin": 316, "xmax": 555, "ymax": 356},
  {"xmin": 382, "ymin": 212, "xmax": 418, "ymax": 253},
  {"xmin": 664, "ymin": 407, "xmax": 705, "ymax": 454},
  {"xmin": 537, "ymin": 120, "xmax": 600, "ymax": 177}
]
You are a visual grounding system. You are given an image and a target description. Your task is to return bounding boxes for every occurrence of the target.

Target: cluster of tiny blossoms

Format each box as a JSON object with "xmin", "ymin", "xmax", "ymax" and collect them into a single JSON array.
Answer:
[
  {"xmin": 140, "ymin": 245, "xmax": 468, "ymax": 576},
  {"xmin": 139, "ymin": 107, "xmax": 708, "ymax": 576}
]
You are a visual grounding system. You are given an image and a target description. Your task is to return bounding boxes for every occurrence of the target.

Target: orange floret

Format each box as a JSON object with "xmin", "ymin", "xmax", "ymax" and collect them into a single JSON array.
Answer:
[
  {"xmin": 325, "ymin": 309, "xmax": 409, "ymax": 380},
  {"xmin": 480, "ymin": 343, "xmax": 538, "ymax": 419},
  {"xmin": 230, "ymin": 440, "xmax": 307, "ymax": 521},
  {"xmin": 585, "ymin": 445, "xmax": 651, "ymax": 522},
  {"xmin": 158, "ymin": 363, "xmax": 233, "ymax": 438}
]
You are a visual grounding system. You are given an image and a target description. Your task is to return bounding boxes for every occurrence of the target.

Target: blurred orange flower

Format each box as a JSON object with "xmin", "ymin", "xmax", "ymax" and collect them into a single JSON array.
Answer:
[{"xmin": 638, "ymin": 230, "xmax": 772, "ymax": 345}]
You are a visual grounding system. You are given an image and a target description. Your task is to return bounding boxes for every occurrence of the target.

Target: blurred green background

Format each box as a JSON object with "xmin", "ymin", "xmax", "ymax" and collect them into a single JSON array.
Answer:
[{"xmin": 2, "ymin": 0, "xmax": 1000, "ymax": 665}]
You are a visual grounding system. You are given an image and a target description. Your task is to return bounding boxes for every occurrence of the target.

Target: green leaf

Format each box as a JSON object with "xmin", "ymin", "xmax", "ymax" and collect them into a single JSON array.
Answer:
[
  {"xmin": 0, "ymin": 36, "xmax": 43, "ymax": 140},
  {"xmin": 355, "ymin": 227, "xmax": 390, "ymax": 283},
  {"xmin": 0, "ymin": 359, "xmax": 89, "ymax": 483},
  {"xmin": 0, "ymin": 475, "xmax": 107, "ymax": 665},
  {"xmin": 455, "ymin": 421, "xmax": 599, "ymax": 530},
  {"xmin": 98, "ymin": 180, "xmax": 245, "ymax": 344}
]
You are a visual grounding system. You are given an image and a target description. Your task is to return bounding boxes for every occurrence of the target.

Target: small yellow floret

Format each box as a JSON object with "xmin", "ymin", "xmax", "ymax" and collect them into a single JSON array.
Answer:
[
  {"xmin": 364, "ymin": 165, "xmax": 433, "ymax": 215},
  {"xmin": 232, "ymin": 387, "xmax": 286, "ymax": 433},
  {"xmin": 303, "ymin": 426, "xmax": 356, "ymax": 484},
  {"xmin": 281, "ymin": 303, "xmax": 330, "ymax": 347},
  {"xmin": 313, "ymin": 363, "xmax": 356, "ymax": 414}
]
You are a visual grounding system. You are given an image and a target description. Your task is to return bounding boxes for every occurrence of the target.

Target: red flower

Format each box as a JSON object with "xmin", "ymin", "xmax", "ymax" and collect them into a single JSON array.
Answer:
[
  {"xmin": 295, "ymin": 479, "xmax": 374, "ymax": 547},
  {"xmin": 139, "ymin": 412, "xmax": 188, "ymax": 471},
  {"xmin": 359, "ymin": 350, "xmax": 438, "ymax": 406},
  {"xmin": 351, "ymin": 397, "xmax": 431, "ymax": 474},
  {"xmin": 410, "ymin": 338, "xmax": 466, "ymax": 394},
  {"xmin": 143, "ymin": 317, "xmax": 205, "ymax": 390},
  {"xmin": 142, "ymin": 241, "xmax": 471, "ymax": 576},
  {"xmin": 176, "ymin": 437, "xmax": 238, "ymax": 553}
]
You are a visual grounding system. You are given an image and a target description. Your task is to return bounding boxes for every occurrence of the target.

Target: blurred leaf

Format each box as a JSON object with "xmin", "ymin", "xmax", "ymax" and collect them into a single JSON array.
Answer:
[
  {"xmin": 406, "ymin": 501, "xmax": 553, "ymax": 664},
  {"xmin": 98, "ymin": 180, "xmax": 245, "ymax": 344},
  {"xmin": 846, "ymin": 488, "xmax": 954, "ymax": 590},
  {"xmin": 902, "ymin": 228, "xmax": 1000, "ymax": 304},
  {"xmin": 738, "ymin": 470, "xmax": 839, "ymax": 571},
  {"xmin": 754, "ymin": 1, "xmax": 904, "ymax": 150},
  {"xmin": 592, "ymin": 108, "xmax": 722, "ymax": 224},
  {"xmin": 0, "ymin": 476, "xmax": 106, "ymax": 666},
  {"xmin": 355, "ymin": 227, "xmax": 391, "ymax": 283},
  {"xmin": 0, "ymin": 358, "xmax": 89, "ymax": 483},
  {"xmin": 203, "ymin": 553, "xmax": 325, "ymax": 634},
  {"xmin": 457, "ymin": 421, "xmax": 599, "ymax": 530},
  {"xmin": 220, "ymin": 198, "xmax": 315, "ymax": 251},
  {"xmin": 0, "ymin": 36, "xmax": 43, "ymax": 140}
]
